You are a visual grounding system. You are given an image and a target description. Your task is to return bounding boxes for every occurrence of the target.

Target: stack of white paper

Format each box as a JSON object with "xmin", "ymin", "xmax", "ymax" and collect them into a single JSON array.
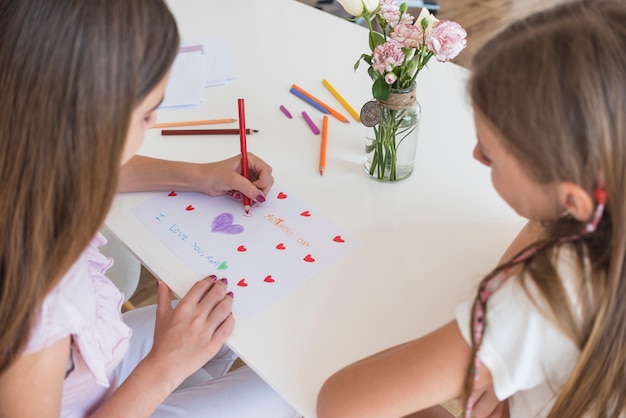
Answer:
[{"xmin": 160, "ymin": 37, "xmax": 238, "ymax": 110}]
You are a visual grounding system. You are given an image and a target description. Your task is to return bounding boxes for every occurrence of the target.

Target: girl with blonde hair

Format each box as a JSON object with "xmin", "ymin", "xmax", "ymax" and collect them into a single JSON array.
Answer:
[{"xmin": 317, "ymin": 0, "xmax": 626, "ymax": 416}]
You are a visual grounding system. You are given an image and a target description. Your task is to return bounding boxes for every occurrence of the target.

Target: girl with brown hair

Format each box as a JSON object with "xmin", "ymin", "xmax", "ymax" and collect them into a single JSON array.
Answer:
[
  {"xmin": 0, "ymin": 0, "xmax": 297, "ymax": 416},
  {"xmin": 317, "ymin": 0, "xmax": 626, "ymax": 417}
]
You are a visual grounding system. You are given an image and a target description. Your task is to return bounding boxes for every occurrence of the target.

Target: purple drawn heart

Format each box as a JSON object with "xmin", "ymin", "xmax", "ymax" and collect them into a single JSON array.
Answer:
[{"xmin": 211, "ymin": 213, "xmax": 244, "ymax": 234}]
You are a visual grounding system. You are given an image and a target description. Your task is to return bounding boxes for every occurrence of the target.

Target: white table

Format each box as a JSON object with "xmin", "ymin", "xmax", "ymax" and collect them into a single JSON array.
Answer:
[{"xmin": 105, "ymin": 1, "xmax": 524, "ymax": 416}]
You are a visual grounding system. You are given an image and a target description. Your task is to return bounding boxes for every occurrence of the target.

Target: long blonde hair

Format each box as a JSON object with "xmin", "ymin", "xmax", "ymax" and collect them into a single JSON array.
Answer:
[
  {"xmin": 0, "ymin": 0, "xmax": 179, "ymax": 373},
  {"xmin": 465, "ymin": 0, "xmax": 626, "ymax": 415}
]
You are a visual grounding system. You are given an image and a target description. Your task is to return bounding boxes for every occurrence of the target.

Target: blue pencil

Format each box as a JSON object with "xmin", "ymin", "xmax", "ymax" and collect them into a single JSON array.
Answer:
[{"xmin": 289, "ymin": 87, "xmax": 329, "ymax": 114}]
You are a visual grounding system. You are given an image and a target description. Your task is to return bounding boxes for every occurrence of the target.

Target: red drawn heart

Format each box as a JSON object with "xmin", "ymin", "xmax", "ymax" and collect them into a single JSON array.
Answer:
[
  {"xmin": 237, "ymin": 279, "xmax": 248, "ymax": 287},
  {"xmin": 303, "ymin": 254, "xmax": 315, "ymax": 262},
  {"xmin": 185, "ymin": 205, "xmax": 195, "ymax": 211},
  {"xmin": 276, "ymin": 243, "xmax": 286, "ymax": 250},
  {"xmin": 168, "ymin": 191, "xmax": 177, "ymax": 196},
  {"xmin": 237, "ymin": 245, "xmax": 247, "ymax": 252},
  {"xmin": 333, "ymin": 235, "xmax": 345, "ymax": 243},
  {"xmin": 264, "ymin": 275, "xmax": 275, "ymax": 283},
  {"xmin": 277, "ymin": 192, "xmax": 287, "ymax": 199},
  {"xmin": 300, "ymin": 211, "xmax": 311, "ymax": 217}
]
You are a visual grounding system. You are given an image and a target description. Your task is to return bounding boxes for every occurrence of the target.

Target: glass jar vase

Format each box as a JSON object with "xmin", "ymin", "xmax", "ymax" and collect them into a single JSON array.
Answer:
[{"xmin": 363, "ymin": 85, "xmax": 421, "ymax": 182}]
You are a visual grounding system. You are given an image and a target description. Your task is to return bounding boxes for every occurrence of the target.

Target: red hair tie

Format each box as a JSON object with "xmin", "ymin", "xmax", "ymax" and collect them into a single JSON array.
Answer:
[{"xmin": 585, "ymin": 183, "xmax": 607, "ymax": 234}]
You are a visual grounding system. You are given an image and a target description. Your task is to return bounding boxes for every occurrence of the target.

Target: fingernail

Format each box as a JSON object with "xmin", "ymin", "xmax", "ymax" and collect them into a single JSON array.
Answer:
[
  {"xmin": 209, "ymin": 275, "xmax": 217, "ymax": 281},
  {"xmin": 155, "ymin": 280, "xmax": 159, "ymax": 288},
  {"xmin": 256, "ymin": 194, "xmax": 266, "ymax": 203},
  {"xmin": 220, "ymin": 278, "xmax": 228, "ymax": 285},
  {"xmin": 233, "ymin": 192, "xmax": 242, "ymax": 200},
  {"xmin": 226, "ymin": 291, "xmax": 234, "ymax": 298}
]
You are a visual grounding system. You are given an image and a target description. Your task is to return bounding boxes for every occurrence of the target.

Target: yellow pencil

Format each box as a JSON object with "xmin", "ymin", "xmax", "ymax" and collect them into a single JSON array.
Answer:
[
  {"xmin": 151, "ymin": 118, "xmax": 236, "ymax": 129},
  {"xmin": 322, "ymin": 79, "xmax": 360, "ymax": 122},
  {"xmin": 319, "ymin": 116, "xmax": 328, "ymax": 176}
]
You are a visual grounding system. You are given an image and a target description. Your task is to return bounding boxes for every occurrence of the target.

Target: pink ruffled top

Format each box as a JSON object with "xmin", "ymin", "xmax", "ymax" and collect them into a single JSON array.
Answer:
[{"xmin": 24, "ymin": 233, "xmax": 131, "ymax": 416}]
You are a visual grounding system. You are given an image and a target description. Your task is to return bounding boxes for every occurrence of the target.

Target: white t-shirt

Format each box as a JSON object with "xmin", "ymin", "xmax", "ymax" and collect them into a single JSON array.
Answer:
[{"xmin": 456, "ymin": 247, "xmax": 583, "ymax": 417}]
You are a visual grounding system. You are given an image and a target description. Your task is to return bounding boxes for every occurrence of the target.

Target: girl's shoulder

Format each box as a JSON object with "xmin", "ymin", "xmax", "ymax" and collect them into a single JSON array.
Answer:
[{"xmin": 24, "ymin": 233, "xmax": 130, "ymax": 357}]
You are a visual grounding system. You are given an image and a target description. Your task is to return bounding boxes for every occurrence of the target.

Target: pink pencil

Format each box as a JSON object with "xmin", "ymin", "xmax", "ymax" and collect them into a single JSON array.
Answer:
[{"xmin": 301, "ymin": 111, "xmax": 320, "ymax": 135}]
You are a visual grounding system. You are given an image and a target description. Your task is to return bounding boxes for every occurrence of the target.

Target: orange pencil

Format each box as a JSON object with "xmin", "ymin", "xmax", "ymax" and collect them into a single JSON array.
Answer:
[
  {"xmin": 291, "ymin": 84, "xmax": 350, "ymax": 124},
  {"xmin": 319, "ymin": 116, "xmax": 328, "ymax": 176},
  {"xmin": 151, "ymin": 118, "xmax": 236, "ymax": 128}
]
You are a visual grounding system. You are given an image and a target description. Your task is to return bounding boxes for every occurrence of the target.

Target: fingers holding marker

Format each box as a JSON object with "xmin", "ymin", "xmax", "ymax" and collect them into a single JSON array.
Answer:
[{"xmin": 227, "ymin": 189, "xmax": 266, "ymax": 206}]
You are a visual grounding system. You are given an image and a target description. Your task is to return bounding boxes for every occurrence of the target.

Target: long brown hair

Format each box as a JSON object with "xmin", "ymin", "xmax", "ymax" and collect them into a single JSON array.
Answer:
[
  {"xmin": 0, "ymin": 0, "xmax": 179, "ymax": 373},
  {"xmin": 464, "ymin": 0, "xmax": 626, "ymax": 415}
]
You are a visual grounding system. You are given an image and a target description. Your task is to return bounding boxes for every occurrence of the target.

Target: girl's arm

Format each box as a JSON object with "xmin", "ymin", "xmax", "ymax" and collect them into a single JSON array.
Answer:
[
  {"xmin": 404, "ymin": 406, "xmax": 456, "ymax": 417},
  {"xmin": 316, "ymin": 228, "xmax": 538, "ymax": 418},
  {"xmin": 0, "ymin": 337, "xmax": 69, "ymax": 418},
  {"xmin": 0, "ymin": 278, "xmax": 232, "ymax": 418},
  {"xmin": 316, "ymin": 321, "xmax": 493, "ymax": 418},
  {"xmin": 89, "ymin": 278, "xmax": 234, "ymax": 417},
  {"xmin": 118, "ymin": 154, "xmax": 273, "ymax": 200}
]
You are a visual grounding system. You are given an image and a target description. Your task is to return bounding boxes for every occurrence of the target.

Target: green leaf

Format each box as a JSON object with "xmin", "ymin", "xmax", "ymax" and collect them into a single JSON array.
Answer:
[
  {"xmin": 367, "ymin": 66, "xmax": 377, "ymax": 81},
  {"xmin": 405, "ymin": 58, "xmax": 417, "ymax": 76},
  {"xmin": 372, "ymin": 77, "xmax": 391, "ymax": 101},
  {"xmin": 368, "ymin": 31, "xmax": 385, "ymax": 51},
  {"xmin": 354, "ymin": 54, "xmax": 373, "ymax": 71}
]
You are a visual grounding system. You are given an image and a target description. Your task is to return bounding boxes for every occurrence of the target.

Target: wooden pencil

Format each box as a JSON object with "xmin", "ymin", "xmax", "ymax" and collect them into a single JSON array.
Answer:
[
  {"xmin": 319, "ymin": 116, "xmax": 328, "ymax": 176},
  {"xmin": 238, "ymin": 99, "xmax": 252, "ymax": 214},
  {"xmin": 151, "ymin": 118, "xmax": 236, "ymax": 128},
  {"xmin": 322, "ymin": 79, "xmax": 360, "ymax": 122},
  {"xmin": 161, "ymin": 129, "xmax": 258, "ymax": 136}
]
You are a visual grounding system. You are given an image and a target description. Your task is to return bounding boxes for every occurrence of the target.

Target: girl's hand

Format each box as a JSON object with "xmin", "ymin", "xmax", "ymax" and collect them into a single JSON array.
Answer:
[
  {"xmin": 463, "ymin": 385, "xmax": 510, "ymax": 418},
  {"xmin": 118, "ymin": 154, "xmax": 274, "ymax": 204},
  {"xmin": 149, "ymin": 276, "xmax": 235, "ymax": 386},
  {"xmin": 195, "ymin": 153, "xmax": 274, "ymax": 203}
]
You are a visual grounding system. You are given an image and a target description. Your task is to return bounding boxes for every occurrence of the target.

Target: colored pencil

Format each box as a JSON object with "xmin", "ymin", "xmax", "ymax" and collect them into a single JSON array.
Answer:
[
  {"xmin": 292, "ymin": 83, "xmax": 350, "ymax": 124},
  {"xmin": 151, "ymin": 118, "xmax": 236, "ymax": 128},
  {"xmin": 279, "ymin": 105, "xmax": 293, "ymax": 119},
  {"xmin": 301, "ymin": 111, "xmax": 320, "ymax": 135},
  {"xmin": 289, "ymin": 88, "xmax": 329, "ymax": 114},
  {"xmin": 322, "ymin": 79, "xmax": 360, "ymax": 122},
  {"xmin": 319, "ymin": 116, "xmax": 328, "ymax": 176},
  {"xmin": 161, "ymin": 129, "xmax": 258, "ymax": 136},
  {"xmin": 238, "ymin": 99, "xmax": 251, "ymax": 214}
]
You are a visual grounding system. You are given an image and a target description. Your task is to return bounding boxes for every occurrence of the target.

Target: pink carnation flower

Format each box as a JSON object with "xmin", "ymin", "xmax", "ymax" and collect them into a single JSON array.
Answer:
[
  {"xmin": 426, "ymin": 20, "xmax": 467, "ymax": 62},
  {"xmin": 391, "ymin": 23, "xmax": 423, "ymax": 48},
  {"xmin": 372, "ymin": 41, "xmax": 405, "ymax": 73},
  {"xmin": 377, "ymin": 0, "xmax": 401, "ymax": 27},
  {"xmin": 399, "ymin": 12, "xmax": 414, "ymax": 25}
]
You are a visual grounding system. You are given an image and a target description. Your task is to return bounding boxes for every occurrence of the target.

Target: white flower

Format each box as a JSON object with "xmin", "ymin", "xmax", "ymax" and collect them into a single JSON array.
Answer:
[
  {"xmin": 415, "ymin": 7, "xmax": 439, "ymax": 33},
  {"xmin": 337, "ymin": 0, "xmax": 380, "ymax": 17}
]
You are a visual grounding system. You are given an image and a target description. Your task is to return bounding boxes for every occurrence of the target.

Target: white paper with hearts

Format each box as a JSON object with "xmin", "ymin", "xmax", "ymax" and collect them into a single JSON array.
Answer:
[{"xmin": 131, "ymin": 185, "xmax": 361, "ymax": 318}]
